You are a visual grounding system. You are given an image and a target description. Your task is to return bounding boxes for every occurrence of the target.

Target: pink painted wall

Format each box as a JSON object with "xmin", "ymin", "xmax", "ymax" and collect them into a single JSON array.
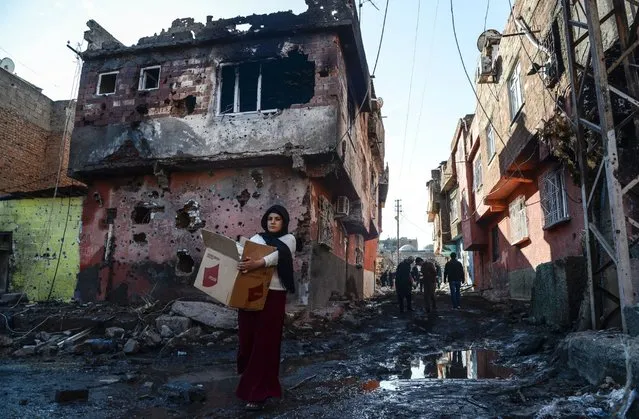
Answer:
[{"xmin": 77, "ymin": 167, "xmax": 310, "ymax": 302}]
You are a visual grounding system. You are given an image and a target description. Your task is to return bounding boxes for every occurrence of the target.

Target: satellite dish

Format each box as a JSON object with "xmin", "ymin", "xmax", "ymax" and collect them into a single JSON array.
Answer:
[
  {"xmin": 0, "ymin": 57, "xmax": 15, "ymax": 73},
  {"xmin": 476, "ymin": 29, "xmax": 502, "ymax": 52}
]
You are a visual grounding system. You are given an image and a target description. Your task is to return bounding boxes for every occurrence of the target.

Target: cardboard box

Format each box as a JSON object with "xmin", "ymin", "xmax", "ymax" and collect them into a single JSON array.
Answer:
[{"xmin": 194, "ymin": 230, "xmax": 276, "ymax": 310}]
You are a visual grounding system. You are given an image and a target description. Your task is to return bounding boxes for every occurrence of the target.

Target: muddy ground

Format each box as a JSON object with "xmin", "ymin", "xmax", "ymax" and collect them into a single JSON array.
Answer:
[{"xmin": 0, "ymin": 289, "xmax": 626, "ymax": 418}]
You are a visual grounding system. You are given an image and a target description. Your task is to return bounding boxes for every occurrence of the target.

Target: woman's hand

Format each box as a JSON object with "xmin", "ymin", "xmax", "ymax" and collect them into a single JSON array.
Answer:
[{"xmin": 237, "ymin": 257, "xmax": 265, "ymax": 274}]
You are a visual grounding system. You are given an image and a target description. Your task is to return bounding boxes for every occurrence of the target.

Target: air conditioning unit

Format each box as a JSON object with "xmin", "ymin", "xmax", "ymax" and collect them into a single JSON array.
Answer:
[
  {"xmin": 334, "ymin": 196, "xmax": 350, "ymax": 218},
  {"xmin": 476, "ymin": 50, "xmax": 498, "ymax": 83}
]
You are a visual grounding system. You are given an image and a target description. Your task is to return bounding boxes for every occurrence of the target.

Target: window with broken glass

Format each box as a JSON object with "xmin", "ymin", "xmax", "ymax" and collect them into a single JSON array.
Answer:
[
  {"xmin": 508, "ymin": 62, "xmax": 523, "ymax": 120},
  {"xmin": 97, "ymin": 71, "xmax": 118, "ymax": 95},
  {"xmin": 218, "ymin": 52, "xmax": 315, "ymax": 115},
  {"xmin": 139, "ymin": 66, "xmax": 161, "ymax": 91},
  {"xmin": 486, "ymin": 123, "xmax": 496, "ymax": 161},
  {"xmin": 473, "ymin": 154, "xmax": 483, "ymax": 192},
  {"xmin": 540, "ymin": 168, "xmax": 569, "ymax": 228},
  {"xmin": 509, "ymin": 195, "xmax": 528, "ymax": 244},
  {"xmin": 449, "ymin": 188, "xmax": 459, "ymax": 222}
]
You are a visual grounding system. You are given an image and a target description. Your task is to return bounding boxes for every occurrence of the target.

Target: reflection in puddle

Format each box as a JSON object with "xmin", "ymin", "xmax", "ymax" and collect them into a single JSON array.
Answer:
[{"xmin": 394, "ymin": 349, "xmax": 513, "ymax": 381}]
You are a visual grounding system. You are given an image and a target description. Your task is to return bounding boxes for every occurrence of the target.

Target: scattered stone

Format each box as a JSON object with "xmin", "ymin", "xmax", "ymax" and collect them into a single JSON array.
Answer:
[
  {"xmin": 177, "ymin": 326, "xmax": 202, "ymax": 341},
  {"xmin": 0, "ymin": 334, "xmax": 13, "ymax": 347},
  {"xmin": 55, "ymin": 389, "xmax": 89, "ymax": 403},
  {"xmin": 200, "ymin": 332, "xmax": 224, "ymax": 342},
  {"xmin": 35, "ymin": 331, "xmax": 51, "ymax": 343},
  {"xmin": 313, "ymin": 304, "xmax": 345, "ymax": 321},
  {"xmin": 160, "ymin": 325, "xmax": 174, "ymax": 338},
  {"xmin": 105, "ymin": 327, "xmax": 125, "ymax": 339},
  {"xmin": 86, "ymin": 338, "xmax": 116, "ymax": 354},
  {"xmin": 142, "ymin": 381, "xmax": 154, "ymax": 390},
  {"xmin": 171, "ymin": 301, "xmax": 237, "ymax": 330},
  {"xmin": 19, "ymin": 399, "xmax": 28, "ymax": 406},
  {"xmin": 156, "ymin": 315, "xmax": 192, "ymax": 335},
  {"xmin": 222, "ymin": 335, "xmax": 238, "ymax": 344},
  {"xmin": 140, "ymin": 329, "xmax": 162, "ymax": 348},
  {"xmin": 160, "ymin": 381, "xmax": 207, "ymax": 403},
  {"xmin": 123, "ymin": 338, "xmax": 140, "ymax": 354},
  {"xmin": 13, "ymin": 345, "xmax": 36, "ymax": 357}
]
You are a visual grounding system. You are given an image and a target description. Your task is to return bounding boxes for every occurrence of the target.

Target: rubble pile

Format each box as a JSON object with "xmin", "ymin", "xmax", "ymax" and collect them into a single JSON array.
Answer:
[{"xmin": 0, "ymin": 299, "xmax": 241, "ymax": 358}]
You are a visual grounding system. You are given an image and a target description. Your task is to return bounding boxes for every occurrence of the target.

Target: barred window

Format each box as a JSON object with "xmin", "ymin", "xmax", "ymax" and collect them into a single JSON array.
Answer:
[
  {"xmin": 449, "ymin": 188, "xmax": 459, "ymax": 222},
  {"xmin": 509, "ymin": 195, "xmax": 528, "ymax": 244},
  {"xmin": 473, "ymin": 154, "xmax": 483, "ymax": 192},
  {"xmin": 541, "ymin": 169, "xmax": 569, "ymax": 228}
]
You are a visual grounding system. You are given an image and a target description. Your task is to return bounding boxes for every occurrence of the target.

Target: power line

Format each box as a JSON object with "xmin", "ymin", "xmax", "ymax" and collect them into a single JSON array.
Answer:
[
  {"xmin": 449, "ymin": 0, "xmax": 527, "ymax": 179},
  {"xmin": 407, "ymin": 0, "xmax": 441, "ymax": 176},
  {"xmin": 398, "ymin": 0, "xmax": 422, "ymax": 184},
  {"xmin": 372, "ymin": 0, "xmax": 390, "ymax": 75}
]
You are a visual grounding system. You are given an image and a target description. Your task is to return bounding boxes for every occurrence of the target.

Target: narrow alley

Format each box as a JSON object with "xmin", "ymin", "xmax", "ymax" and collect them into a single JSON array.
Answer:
[{"xmin": 0, "ymin": 289, "xmax": 628, "ymax": 418}]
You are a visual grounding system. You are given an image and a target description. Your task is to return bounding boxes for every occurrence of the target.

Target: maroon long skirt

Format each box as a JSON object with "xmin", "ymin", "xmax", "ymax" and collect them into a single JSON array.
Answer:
[{"xmin": 235, "ymin": 290, "xmax": 287, "ymax": 402}]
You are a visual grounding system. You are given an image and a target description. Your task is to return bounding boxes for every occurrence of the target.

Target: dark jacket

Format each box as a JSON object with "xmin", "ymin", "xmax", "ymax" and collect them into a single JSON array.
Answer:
[
  {"xmin": 444, "ymin": 259, "xmax": 464, "ymax": 283},
  {"xmin": 421, "ymin": 261, "xmax": 437, "ymax": 283},
  {"xmin": 395, "ymin": 261, "xmax": 413, "ymax": 293}
]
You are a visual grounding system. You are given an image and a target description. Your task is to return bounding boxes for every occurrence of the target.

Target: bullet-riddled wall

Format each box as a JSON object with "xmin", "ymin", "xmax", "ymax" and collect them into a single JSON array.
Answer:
[{"xmin": 0, "ymin": 197, "xmax": 83, "ymax": 300}]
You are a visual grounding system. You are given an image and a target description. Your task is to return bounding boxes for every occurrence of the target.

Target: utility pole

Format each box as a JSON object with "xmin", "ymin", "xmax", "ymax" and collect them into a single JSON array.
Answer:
[
  {"xmin": 395, "ymin": 199, "xmax": 402, "ymax": 265},
  {"xmin": 561, "ymin": 0, "xmax": 639, "ymax": 333}
]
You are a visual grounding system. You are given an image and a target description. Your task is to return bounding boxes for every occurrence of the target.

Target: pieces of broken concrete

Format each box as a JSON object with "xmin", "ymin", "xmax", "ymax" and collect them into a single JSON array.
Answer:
[
  {"xmin": 155, "ymin": 314, "xmax": 191, "ymax": 335},
  {"xmin": 170, "ymin": 301, "xmax": 237, "ymax": 330},
  {"xmin": 123, "ymin": 338, "xmax": 141, "ymax": 354}
]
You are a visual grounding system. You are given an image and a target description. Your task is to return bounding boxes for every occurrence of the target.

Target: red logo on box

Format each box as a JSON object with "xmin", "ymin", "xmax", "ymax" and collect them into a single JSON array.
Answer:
[
  {"xmin": 247, "ymin": 284, "xmax": 264, "ymax": 302},
  {"xmin": 202, "ymin": 265, "xmax": 219, "ymax": 287}
]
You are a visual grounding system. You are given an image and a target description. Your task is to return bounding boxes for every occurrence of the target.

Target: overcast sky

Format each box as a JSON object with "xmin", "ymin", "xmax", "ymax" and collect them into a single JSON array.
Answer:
[{"xmin": 0, "ymin": 0, "xmax": 511, "ymax": 248}]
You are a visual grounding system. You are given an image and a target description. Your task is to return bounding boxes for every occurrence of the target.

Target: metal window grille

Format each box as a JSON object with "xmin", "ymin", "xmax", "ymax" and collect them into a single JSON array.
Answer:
[
  {"xmin": 318, "ymin": 196, "xmax": 334, "ymax": 248},
  {"xmin": 541, "ymin": 169, "xmax": 569, "ymax": 227},
  {"xmin": 509, "ymin": 195, "xmax": 528, "ymax": 243}
]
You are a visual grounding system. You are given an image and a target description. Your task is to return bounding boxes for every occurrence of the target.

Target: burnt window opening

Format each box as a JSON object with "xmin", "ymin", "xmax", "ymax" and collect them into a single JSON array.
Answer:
[
  {"xmin": 175, "ymin": 200, "xmax": 206, "ymax": 232},
  {"xmin": 170, "ymin": 95, "xmax": 197, "ymax": 117},
  {"xmin": 97, "ymin": 72, "xmax": 118, "ymax": 95},
  {"xmin": 236, "ymin": 189, "xmax": 251, "ymax": 208},
  {"xmin": 133, "ymin": 233, "xmax": 147, "ymax": 244},
  {"xmin": 176, "ymin": 250, "xmax": 195, "ymax": 274},
  {"xmin": 139, "ymin": 66, "xmax": 161, "ymax": 90},
  {"xmin": 132, "ymin": 203, "xmax": 165, "ymax": 224},
  {"xmin": 218, "ymin": 50, "xmax": 315, "ymax": 115},
  {"xmin": 106, "ymin": 208, "xmax": 117, "ymax": 225}
]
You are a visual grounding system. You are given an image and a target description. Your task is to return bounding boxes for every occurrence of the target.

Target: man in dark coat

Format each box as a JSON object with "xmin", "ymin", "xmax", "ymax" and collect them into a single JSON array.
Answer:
[
  {"xmin": 421, "ymin": 258, "xmax": 438, "ymax": 313},
  {"xmin": 395, "ymin": 257, "xmax": 414, "ymax": 313},
  {"xmin": 444, "ymin": 252, "xmax": 465, "ymax": 309}
]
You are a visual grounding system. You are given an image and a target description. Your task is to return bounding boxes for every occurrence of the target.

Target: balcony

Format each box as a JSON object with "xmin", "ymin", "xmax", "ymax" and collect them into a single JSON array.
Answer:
[{"xmin": 440, "ymin": 156, "xmax": 456, "ymax": 192}]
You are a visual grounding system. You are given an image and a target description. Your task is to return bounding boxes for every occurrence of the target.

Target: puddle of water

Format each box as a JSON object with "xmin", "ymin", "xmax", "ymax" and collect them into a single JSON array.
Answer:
[{"xmin": 392, "ymin": 349, "xmax": 513, "ymax": 381}]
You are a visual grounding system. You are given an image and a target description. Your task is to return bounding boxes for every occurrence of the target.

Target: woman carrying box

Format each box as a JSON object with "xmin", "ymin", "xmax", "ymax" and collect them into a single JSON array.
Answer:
[{"xmin": 236, "ymin": 204, "xmax": 296, "ymax": 411}]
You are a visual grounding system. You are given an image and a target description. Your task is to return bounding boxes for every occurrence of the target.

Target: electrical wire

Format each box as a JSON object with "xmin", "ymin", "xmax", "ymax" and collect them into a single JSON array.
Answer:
[
  {"xmin": 398, "ymin": 0, "xmax": 423, "ymax": 184},
  {"xmin": 407, "ymin": 0, "xmax": 441, "ymax": 176},
  {"xmin": 372, "ymin": 0, "xmax": 390, "ymax": 75}
]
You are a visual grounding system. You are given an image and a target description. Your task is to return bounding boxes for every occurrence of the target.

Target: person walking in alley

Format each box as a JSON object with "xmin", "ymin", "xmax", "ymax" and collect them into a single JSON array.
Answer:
[
  {"xmin": 395, "ymin": 257, "xmax": 414, "ymax": 312},
  {"xmin": 380, "ymin": 270, "xmax": 388, "ymax": 287},
  {"xmin": 235, "ymin": 205, "xmax": 296, "ymax": 411},
  {"xmin": 421, "ymin": 258, "xmax": 438, "ymax": 313},
  {"xmin": 443, "ymin": 252, "xmax": 464, "ymax": 309}
]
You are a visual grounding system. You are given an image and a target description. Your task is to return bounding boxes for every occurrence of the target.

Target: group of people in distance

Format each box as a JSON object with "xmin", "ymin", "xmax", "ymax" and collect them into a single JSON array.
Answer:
[{"xmin": 384, "ymin": 252, "xmax": 466, "ymax": 313}]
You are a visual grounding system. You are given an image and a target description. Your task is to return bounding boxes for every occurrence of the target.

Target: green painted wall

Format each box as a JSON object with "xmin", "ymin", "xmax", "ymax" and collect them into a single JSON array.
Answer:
[{"xmin": 0, "ymin": 197, "xmax": 83, "ymax": 301}]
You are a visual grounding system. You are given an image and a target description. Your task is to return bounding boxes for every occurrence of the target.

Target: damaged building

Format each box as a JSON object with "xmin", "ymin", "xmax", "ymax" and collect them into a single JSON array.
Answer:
[
  {"xmin": 68, "ymin": 1, "xmax": 388, "ymax": 307},
  {"xmin": 0, "ymin": 66, "xmax": 85, "ymax": 301}
]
